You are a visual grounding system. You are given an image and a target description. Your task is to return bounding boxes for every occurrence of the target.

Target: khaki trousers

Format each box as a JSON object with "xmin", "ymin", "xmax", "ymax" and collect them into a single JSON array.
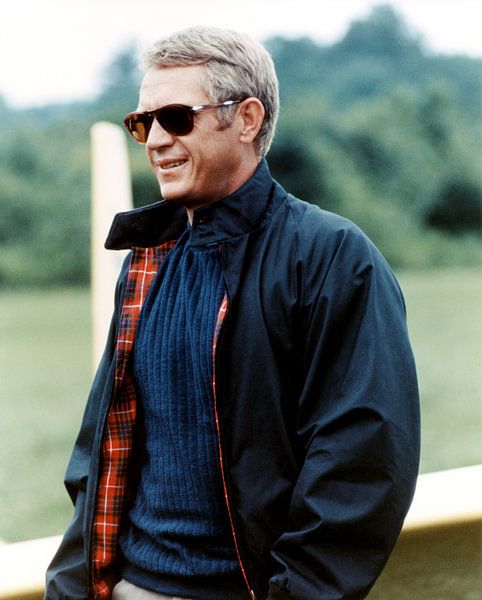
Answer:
[{"xmin": 112, "ymin": 578, "xmax": 195, "ymax": 600}]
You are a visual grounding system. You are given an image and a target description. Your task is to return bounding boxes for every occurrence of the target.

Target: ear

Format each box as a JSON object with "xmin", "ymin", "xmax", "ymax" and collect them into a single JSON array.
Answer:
[{"xmin": 238, "ymin": 98, "xmax": 265, "ymax": 144}]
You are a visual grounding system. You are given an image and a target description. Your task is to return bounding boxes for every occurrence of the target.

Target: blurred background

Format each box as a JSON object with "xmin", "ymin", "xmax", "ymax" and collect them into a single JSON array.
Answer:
[{"xmin": 0, "ymin": 0, "xmax": 480, "ymax": 555}]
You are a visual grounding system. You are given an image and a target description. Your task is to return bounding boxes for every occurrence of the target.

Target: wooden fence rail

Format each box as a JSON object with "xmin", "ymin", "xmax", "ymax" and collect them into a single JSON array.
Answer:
[{"xmin": 1, "ymin": 465, "xmax": 481, "ymax": 600}]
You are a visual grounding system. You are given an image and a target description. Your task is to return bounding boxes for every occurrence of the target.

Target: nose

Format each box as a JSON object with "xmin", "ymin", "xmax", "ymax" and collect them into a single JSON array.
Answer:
[{"xmin": 146, "ymin": 118, "xmax": 176, "ymax": 149}]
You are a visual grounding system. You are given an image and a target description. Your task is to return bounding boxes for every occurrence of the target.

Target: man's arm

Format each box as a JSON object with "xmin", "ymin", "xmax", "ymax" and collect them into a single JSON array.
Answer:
[
  {"xmin": 44, "ymin": 487, "xmax": 90, "ymax": 599},
  {"xmin": 44, "ymin": 257, "xmax": 129, "ymax": 599},
  {"xmin": 268, "ymin": 223, "xmax": 420, "ymax": 600}
]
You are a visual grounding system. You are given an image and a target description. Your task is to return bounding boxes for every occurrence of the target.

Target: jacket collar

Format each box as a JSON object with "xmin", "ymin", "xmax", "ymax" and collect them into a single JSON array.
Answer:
[{"xmin": 105, "ymin": 159, "xmax": 280, "ymax": 249}]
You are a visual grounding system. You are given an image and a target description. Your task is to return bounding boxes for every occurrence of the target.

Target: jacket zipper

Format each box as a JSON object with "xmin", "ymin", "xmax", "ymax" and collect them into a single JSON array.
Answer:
[{"xmin": 213, "ymin": 285, "xmax": 256, "ymax": 600}]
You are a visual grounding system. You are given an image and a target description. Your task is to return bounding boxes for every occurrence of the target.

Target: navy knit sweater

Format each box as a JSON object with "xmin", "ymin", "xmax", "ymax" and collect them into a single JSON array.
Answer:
[{"xmin": 119, "ymin": 229, "xmax": 246, "ymax": 600}]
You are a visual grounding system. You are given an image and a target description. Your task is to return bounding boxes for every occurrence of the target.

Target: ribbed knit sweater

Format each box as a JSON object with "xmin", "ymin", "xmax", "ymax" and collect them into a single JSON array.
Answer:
[{"xmin": 119, "ymin": 228, "xmax": 246, "ymax": 600}]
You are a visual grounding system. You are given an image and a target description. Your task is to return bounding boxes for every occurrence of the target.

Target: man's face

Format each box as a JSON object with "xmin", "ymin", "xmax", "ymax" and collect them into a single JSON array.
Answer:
[{"xmin": 139, "ymin": 65, "xmax": 249, "ymax": 210}]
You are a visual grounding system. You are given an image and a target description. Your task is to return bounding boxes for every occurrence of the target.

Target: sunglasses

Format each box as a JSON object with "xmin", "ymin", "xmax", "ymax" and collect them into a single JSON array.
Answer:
[{"xmin": 123, "ymin": 100, "xmax": 242, "ymax": 143}]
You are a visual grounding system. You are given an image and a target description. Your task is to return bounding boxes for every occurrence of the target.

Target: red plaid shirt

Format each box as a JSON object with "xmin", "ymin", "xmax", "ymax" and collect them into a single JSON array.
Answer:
[{"xmin": 91, "ymin": 241, "xmax": 175, "ymax": 598}]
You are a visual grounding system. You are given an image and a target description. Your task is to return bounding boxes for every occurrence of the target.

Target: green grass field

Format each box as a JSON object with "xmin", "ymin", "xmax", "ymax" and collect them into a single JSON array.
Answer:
[
  {"xmin": 0, "ymin": 268, "xmax": 481, "ymax": 543},
  {"xmin": 0, "ymin": 288, "xmax": 92, "ymax": 542},
  {"xmin": 399, "ymin": 269, "xmax": 482, "ymax": 472}
]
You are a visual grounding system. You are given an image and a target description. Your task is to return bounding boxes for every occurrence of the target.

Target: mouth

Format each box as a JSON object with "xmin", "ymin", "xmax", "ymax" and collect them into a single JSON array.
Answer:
[{"xmin": 157, "ymin": 158, "xmax": 188, "ymax": 171}]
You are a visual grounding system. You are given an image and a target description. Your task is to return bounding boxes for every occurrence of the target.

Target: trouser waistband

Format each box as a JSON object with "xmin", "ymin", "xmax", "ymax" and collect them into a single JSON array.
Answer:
[{"xmin": 112, "ymin": 578, "xmax": 195, "ymax": 600}]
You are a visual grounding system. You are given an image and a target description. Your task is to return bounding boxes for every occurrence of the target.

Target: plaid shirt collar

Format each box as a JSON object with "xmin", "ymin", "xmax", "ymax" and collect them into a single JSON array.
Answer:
[{"xmin": 105, "ymin": 159, "xmax": 278, "ymax": 251}]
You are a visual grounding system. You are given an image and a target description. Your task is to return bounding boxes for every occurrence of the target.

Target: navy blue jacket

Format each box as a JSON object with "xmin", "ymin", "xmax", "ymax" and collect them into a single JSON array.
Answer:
[{"xmin": 45, "ymin": 160, "xmax": 420, "ymax": 599}]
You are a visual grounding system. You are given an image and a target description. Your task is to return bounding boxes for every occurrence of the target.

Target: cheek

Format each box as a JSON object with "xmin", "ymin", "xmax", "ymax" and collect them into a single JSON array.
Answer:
[{"xmin": 146, "ymin": 151, "xmax": 157, "ymax": 172}]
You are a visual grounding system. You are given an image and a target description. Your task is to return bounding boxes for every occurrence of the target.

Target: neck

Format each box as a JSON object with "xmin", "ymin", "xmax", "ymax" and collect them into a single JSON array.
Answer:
[{"xmin": 186, "ymin": 158, "xmax": 261, "ymax": 225}]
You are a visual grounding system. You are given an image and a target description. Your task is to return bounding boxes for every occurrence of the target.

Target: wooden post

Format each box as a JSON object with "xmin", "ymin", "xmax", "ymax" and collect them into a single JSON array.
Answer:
[{"xmin": 90, "ymin": 122, "xmax": 132, "ymax": 370}]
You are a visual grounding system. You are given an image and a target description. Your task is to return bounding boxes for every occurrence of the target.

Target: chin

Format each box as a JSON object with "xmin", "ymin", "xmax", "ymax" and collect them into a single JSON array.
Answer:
[{"xmin": 159, "ymin": 183, "xmax": 187, "ymax": 203}]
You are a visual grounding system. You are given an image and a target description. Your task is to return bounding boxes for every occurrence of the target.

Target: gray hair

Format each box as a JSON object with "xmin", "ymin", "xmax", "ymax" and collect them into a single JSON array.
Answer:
[{"xmin": 142, "ymin": 26, "xmax": 279, "ymax": 157}]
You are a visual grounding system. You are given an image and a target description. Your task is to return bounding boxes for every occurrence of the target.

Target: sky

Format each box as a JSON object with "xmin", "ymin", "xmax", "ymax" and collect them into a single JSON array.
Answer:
[{"xmin": 1, "ymin": 0, "xmax": 481, "ymax": 108}]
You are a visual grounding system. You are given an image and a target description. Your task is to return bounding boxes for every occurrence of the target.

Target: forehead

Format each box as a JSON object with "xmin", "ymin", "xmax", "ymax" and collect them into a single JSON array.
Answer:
[{"xmin": 138, "ymin": 64, "xmax": 208, "ymax": 110}]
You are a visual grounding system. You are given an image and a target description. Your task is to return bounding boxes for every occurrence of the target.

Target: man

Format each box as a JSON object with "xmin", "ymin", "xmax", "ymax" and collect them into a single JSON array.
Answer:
[{"xmin": 45, "ymin": 26, "xmax": 420, "ymax": 600}]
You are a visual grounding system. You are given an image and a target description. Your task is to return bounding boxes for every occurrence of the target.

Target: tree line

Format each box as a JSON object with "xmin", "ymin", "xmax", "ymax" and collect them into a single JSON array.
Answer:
[{"xmin": 1, "ymin": 4, "xmax": 480, "ymax": 287}]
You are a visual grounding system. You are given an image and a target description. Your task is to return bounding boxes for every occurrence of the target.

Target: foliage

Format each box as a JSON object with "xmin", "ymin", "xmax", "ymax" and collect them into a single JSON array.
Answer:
[
  {"xmin": 0, "ymin": 4, "xmax": 480, "ymax": 287},
  {"xmin": 267, "ymin": 4, "xmax": 482, "ymax": 119},
  {"xmin": 0, "ymin": 121, "xmax": 91, "ymax": 286}
]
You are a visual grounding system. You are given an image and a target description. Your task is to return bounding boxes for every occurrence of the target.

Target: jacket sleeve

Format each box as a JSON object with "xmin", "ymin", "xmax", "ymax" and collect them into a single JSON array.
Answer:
[
  {"xmin": 267, "ymin": 223, "xmax": 420, "ymax": 600},
  {"xmin": 44, "ymin": 257, "xmax": 129, "ymax": 599}
]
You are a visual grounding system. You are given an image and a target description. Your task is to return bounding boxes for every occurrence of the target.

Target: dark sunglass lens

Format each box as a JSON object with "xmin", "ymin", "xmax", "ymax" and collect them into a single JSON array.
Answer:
[
  {"xmin": 158, "ymin": 106, "xmax": 193, "ymax": 136},
  {"xmin": 128, "ymin": 114, "xmax": 152, "ymax": 143}
]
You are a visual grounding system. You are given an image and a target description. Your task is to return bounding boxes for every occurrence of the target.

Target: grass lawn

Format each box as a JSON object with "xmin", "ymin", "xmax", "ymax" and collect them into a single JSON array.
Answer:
[
  {"xmin": 0, "ymin": 268, "xmax": 481, "ymax": 543},
  {"xmin": 398, "ymin": 268, "xmax": 482, "ymax": 473},
  {"xmin": 0, "ymin": 288, "xmax": 92, "ymax": 542}
]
